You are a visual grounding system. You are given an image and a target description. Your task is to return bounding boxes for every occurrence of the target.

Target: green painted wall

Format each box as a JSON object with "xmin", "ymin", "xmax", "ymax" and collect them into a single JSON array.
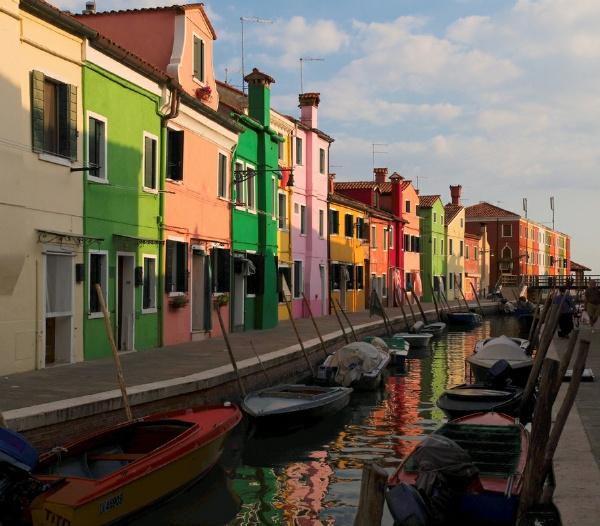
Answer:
[
  {"xmin": 230, "ymin": 80, "xmax": 281, "ymax": 331},
  {"xmin": 418, "ymin": 198, "xmax": 447, "ymax": 301},
  {"xmin": 83, "ymin": 63, "xmax": 162, "ymax": 360}
]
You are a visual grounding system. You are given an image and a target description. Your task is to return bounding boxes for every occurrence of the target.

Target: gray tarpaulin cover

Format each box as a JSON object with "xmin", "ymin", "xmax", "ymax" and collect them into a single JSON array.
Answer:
[{"xmin": 328, "ymin": 342, "xmax": 386, "ymax": 387}]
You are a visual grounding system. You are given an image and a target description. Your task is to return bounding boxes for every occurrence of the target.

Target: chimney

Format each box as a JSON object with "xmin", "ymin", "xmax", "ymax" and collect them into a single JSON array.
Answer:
[
  {"xmin": 82, "ymin": 1, "xmax": 96, "ymax": 14},
  {"xmin": 374, "ymin": 167, "xmax": 388, "ymax": 185},
  {"xmin": 299, "ymin": 92, "xmax": 320, "ymax": 129},
  {"xmin": 244, "ymin": 68, "xmax": 275, "ymax": 127},
  {"xmin": 390, "ymin": 171, "xmax": 403, "ymax": 217},
  {"xmin": 328, "ymin": 173, "xmax": 335, "ymax": 194},
  {"xmin": 450, "ymin": 184, "xmax": 462, "ymax": 205}
]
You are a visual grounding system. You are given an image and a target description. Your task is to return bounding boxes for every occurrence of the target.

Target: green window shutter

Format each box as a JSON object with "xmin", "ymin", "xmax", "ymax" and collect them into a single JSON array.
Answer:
[
  {"xmin": 31, "ymin": 70, "xmax": 45, "ymax": 153},
  {"xmin": 68, "ymin": 84, "xmax": 77, "ymax": 160},
  {"xmin": 193, "ymin": 37, "xmax": 200, "ymax": 79}
]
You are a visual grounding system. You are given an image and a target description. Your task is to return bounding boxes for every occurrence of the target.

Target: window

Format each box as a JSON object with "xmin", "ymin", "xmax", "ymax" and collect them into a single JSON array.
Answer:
[
  {"xmin": 142, "ymin": 256, "xmax": 157, "ymax": 311},
  {"xmin": 218, "ymin": 152, "xmax": 228, "ymax": 198},
  {"xmin": 278, "ymin": 140, "xmax": 284, "ymax": 161},
  {"xmin": 143, "ymin": 133, "xmax": 158, "ymax": 190},
  {"xmin": 330, "ymin": 263, "xmax": 341, "ymax": 290},
  {"xmin": 278, "ymin": 192, "xmax": 287, "ymax": 229},
  {"xmin": 382, "ymin": 273, "xmax": 387, "ymax": 297},
  {"xmin": 405, "ymin": 272, "xmax": 412, "ymax": 291},
  {"xmin": 246, "ymin": 253, "xmax": 263, "ymax": 296},
  {"xmin": 165, "ymin": 240, "xmax": 188, "ymax": 293},
  {"xmin": 88, "ymin": 114, "xmax": 106, "ymax": 180},
  {"xmin": 89, "ymin": 251, "xmax": 107, "ymax": 315},
  {"xmin": 440, "ymin": 215, "xmax": 444, "ymax": 224},
  {"xmin": 246, "ymin": 166, "xmax": 256, "ymax": 210},
  {"xmin": 31, "ymin": 71, "xmax": 77, "ymax": 160},
  {"xmin": 449, "ymin": 239, "xmax": 453, "ymax": 255},
  {"xmin": 460, "ymin": 218, "xmax": 464, "ymax": 228},
  {"xmin": 465, "ymin": 244, "xmax": 470, "ymax": 260},
  {"xmin": 319, "ymin": 210, "xmax": 324, "ymax": 238},
  {"xmin": 448, "ymin": 272, "xmax": 454, "ymax": 290},
  {"xmin": 235, "ymin": 161, "xmax": 245, "ymax": 205},
  {"xmin": 166, "ymin": 129, "xmax": 183, "ymax": 181},
  {"xmin": 46, "ymin": 254, "xmax": 73, "ymax": 318},
  {"xmin": 389, "ymin": 226, "xmax": 394, "ymax": 249},
  {"xmin": 193, "ymin": 35, "xmax": 205, "ymax": 82},
  {"xmin": 434, "ymin": 237, "xmax": 437, "ymax": 255},
  {"xmin": 502, "ymin": 246, "xmax": 512, "ymax": 260},
  {"xmin": 346, "ymin": 264, "xmax": 355, "ymax": 290},
  {"xmin": 404, "ymin": 234, "xmax": 410, "ymax": 251},
  {"xmin": 405, "ymin": 200, "xmax": 411, "ymax": 213},
  {"xmin": 212, "ymin": 248, "xmax": 230, "ymax": 293},
  {"xmin": 356, "ymin": 266, "xmax": 364, "ymax": 289},
  {"xmin": 319, "ymin": 148, "xmax": 326, "ymax": 174},
  {"xmin": 356, "ymin": 217, "xmax": 365, "ymax": 239},
  {"xmin": 502, "ymin": 224, "xmax": 512, "ymax": 237},
  {"xmin": 300, "ymin": 205, "xmax": 307, "ymax": 235},
  {"xmin": 440, "ymin": 239, "xmax": 443, "ymax": 255},
  {"xmin": 295, "ymin": 137, "xmax": 303, "ymax": 165},
  {"xmin": 271, "ymin": 177, "xmax": 276, "ymax": 218},
  {"xmin": 371, "ymin": 225, "xmax": 377, "ymax": 247},
  {"xmin": 293, "ymin": 261, "xmax": 303, "ymax": 298},
  {"xmin": 329, "ymin": 210, "xmax": 339, "ymax": 235},
  {"xmin": 433, "ymin": 212, "xmax": 437, "ymax": 223},
  {"xmin": 459, "ymin": 240, "xmax": 464, "ymax": 257},
  {"xmin": 474, "ymin": 247, "xmax": 478, "ymax": 260},
  {"xmin": 383, "ymin": 228, "xmax": 388, "ymax": 250},
  {"xmin": 278, "ymin": 266, "xmax": 292, "ymax": 302},
  {"xmin": 415, "ymin": 237, "xmax": 420, "ymax": 253},
  {"xmin": 345, "ymin": 214, "xmax": 354, "ymax": 237}
]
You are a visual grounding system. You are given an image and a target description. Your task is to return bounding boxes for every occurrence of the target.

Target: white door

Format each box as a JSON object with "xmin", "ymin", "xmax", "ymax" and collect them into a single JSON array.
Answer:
[
  {"xmin": 45, "ymin": 253, "xmax": 73, "ymax": 365},
  {"xmin": 117, "ymin": 254, "xmax": 135, "ymax": 351}
]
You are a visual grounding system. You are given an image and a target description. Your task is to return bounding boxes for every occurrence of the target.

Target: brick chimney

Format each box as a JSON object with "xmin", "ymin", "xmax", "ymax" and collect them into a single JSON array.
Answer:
[
  {"xmin": 450, "ymin": 184, "xmax": 462, "ymax": 205},
  {"xmin": 390, "ymin": 171, "xmax": 403, "ymax": 217},
  {"xmin": 328, "ymin": 173, "xmax": 335, "ymax": 194},
  {"xmin": 244, "ymin": 68, "xmax": 275, "ymax": 127},
  {"xmin": 374, "ymin": 167, "xmax": 388, "ymax": 184},
  {"xmin": 82, "ymin": 0, "xmax": 96, "ymax": 14},
  {"xmin": 299, "ymin": 92, "xmax": 320, "ymax": 129}
]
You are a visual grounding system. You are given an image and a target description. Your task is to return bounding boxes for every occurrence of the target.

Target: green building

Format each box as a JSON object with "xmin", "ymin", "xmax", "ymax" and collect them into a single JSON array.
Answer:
[
  {"xmin": 418, "ymin": 195, "xmax": 447, "ymax": 302},
  {"xmin": 223, "ymin": 69, "xmax": 282, "ymax": 331},
  {"xmin": 82, "ymin": 52, "xmax": 168, "ymax": 359}
]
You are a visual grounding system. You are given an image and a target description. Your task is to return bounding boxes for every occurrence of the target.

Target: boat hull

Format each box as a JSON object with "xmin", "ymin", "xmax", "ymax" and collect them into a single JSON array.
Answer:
[
  {"xmin": 436, "ymin": 384, "xmax": 523, "ymax": 420},
  {"xmin": 447, "ymin": 312, "xmax": 482, "ymax": 327},
  {"xmin": 469, "ymin": 360, "xmax": 532, "ymax": 388},
  {"xmin": 29, "ymin": 406, "xmax": 241, "ymax": 526}
]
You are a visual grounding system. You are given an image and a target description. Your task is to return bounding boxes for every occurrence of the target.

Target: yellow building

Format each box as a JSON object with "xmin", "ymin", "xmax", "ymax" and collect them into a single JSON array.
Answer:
[
  {"xmin": 328, "ymin": 181, "xmax": 369, "ymax": 313},
  {"xmin": 271, "ymin": 111, "xmax": 295, "ymax": 320},
  {"xmin": 444, "ymin": 186, "xmax": 466, "ymax": 302},
  {"xmin": 0, "ymin": 1, "xmax": 86, "ymax": 373}
]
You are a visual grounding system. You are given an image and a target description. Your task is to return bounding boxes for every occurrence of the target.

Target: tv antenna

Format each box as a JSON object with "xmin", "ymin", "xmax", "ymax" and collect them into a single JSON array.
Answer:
[
  {"xmin": 240, "ymin": 16, "xmax": 273, "ymax": 94},
  {"xmin": 371, "ymin": 143, "xmax": 388, "ymax": 178},
  {"xmin": 299, "ymin": 57, "xmax": 324, "ymax": 93}
]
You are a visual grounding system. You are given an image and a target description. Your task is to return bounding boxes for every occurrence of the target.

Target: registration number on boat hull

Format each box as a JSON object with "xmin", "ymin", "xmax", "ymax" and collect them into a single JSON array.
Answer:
[{"xmin": 99, "ymin": 493, "xmax": 123, "ymax": 514}]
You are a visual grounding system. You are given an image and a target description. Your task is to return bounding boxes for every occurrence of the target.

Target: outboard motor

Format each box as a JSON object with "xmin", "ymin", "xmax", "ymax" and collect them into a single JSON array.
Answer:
[
  {"xmin": 485, "ymin": 359, "xmax": 513, "ymax": 388},
  {"xmin": 0, "ymin": 428, "xmax": 45, "ymax": 524}
]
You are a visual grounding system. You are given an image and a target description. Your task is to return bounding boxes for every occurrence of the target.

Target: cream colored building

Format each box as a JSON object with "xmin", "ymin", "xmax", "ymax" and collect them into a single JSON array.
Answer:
[
  {"xmin": 444, "ymin": 186, "xmax": 466, "ymax": 302},
  {"xmin": 0, "ymin": 0, "xmax": 85, "ymax": 373}
]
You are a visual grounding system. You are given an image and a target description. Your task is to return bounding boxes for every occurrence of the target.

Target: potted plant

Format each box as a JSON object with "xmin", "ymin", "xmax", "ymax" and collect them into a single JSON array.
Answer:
[
  {"xmin": 169, "ymin": 294, "xmax": 189, "ymax": 309},
  {"xmin": 213, "ymin": 294, "xmax": 229, "ymax": 309}
]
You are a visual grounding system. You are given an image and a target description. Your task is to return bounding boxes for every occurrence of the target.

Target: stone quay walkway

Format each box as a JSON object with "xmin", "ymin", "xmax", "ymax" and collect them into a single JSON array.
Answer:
[{"xmin": 2, "ymin": 300, "xmax": 493, "ymax": 438}]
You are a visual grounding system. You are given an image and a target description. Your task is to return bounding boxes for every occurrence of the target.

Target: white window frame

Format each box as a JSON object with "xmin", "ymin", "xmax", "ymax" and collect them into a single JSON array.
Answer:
[
  {"xmin": 502, "ymin": 224, "xmax": 513, "ymax": 238},
  {"xmin": 235, "ymin": 161, "xmax": 245, "ymax": 208},
  {"xmin": 319, "ymin": 147, "xmax": 326, "ymax": 174},
  {"xmin": 389, "ymin": 226, "xmax": 394, "ymax": 249},
  {"xmin": 278, "ymin": 190, "xmax": 287, "ymax": 230},
  {"xmin": 88, "ymin": 249, "xmax": 109, "ymax": 319},
  {"xmin": 330, "ymin": 208, "xmax": 339, "ymax": 236},
  {"xmin": 141, "ymin": 254, "xmax": 158, "ymax": 314},
  {"xmin": 371, "ymin": 225, "xmax": 376, "ymax": 248},
  {"xmin": 192, "ymin": 33, "xmax": 205, "ymax": 85},
  {"xmin": 319, "ymin": 209, "xmax": 324, "ymax": 238},
  {"xmin": 271, "ymin": 176, "xmax": 277, "ymax": 219},
  {"xmin": 295, "ymin": 137, "xmax": 303, "ymax": 165},
  {"xmin": 383, "ymin": 228, "xmax": 388, "ymax": 250},
  {"xmin": 86, "ymin": 111, "xmax": 108, "ymax": 183},
  {"xmin": 217, "ymin": 150, "xmax": 228, "ymax": 200},
  {"xmin": 300, "ymin": 204, "xmax": 307, "ymax": 236},
  {"xmin": 293, "ymin": 260, "xmax": 303, "ymax": 299},
  {"xmin": 246, "ymin": 162, "xmax": 256, "ymax": 212},
  {"xmin": 142, "ymin": 131, "xmax": 159, "ymax": 193}
]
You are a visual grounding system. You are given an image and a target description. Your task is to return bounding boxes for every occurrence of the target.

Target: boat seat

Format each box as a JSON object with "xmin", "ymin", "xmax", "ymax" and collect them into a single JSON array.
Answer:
[{"xmin": 87, "ymin": 453, "xmax": 144, "ymax": 462}]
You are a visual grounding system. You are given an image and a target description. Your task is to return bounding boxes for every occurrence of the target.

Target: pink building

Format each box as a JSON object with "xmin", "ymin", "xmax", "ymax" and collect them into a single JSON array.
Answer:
[
  {"xmin": 287, "ymin": 93, "xmax": 333, "ymax": 317},
  {"xmin": 77, "ymin": 4, "xmax": 242, "ymax": 343}
]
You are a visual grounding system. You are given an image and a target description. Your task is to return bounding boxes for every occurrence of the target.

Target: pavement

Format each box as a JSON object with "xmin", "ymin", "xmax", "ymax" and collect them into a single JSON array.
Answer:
[{"xmin": 548, "ymin": 326, "xmax": 600, "ymax": 526}]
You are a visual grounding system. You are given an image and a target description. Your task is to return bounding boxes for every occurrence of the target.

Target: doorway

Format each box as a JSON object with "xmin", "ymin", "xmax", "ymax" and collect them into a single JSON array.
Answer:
[
  {"xmin": 117, "ymin": 254, "xmax": 135, "ymax": 351},
  {"xmin": 44, "ymin": 253, "xmax": 73, "ymax": 366}
]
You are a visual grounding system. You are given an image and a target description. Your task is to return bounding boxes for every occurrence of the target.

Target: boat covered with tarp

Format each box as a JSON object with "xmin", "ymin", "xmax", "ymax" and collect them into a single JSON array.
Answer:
[{"xmin": 362, "ymin": 335, "xmax": 409, "ymax": 368}]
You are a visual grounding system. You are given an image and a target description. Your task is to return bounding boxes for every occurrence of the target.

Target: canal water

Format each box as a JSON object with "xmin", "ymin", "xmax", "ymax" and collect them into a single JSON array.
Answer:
[{"xmin": 131, "ymin": 315, "xmax": 523, "ymax": 526}]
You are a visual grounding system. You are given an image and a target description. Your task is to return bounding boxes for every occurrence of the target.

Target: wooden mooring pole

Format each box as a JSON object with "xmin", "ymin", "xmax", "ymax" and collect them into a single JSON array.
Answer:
[
  {"xmin": 354, "ymin": 462, "xmax": 388, "ymax": 526},
  {"xmin": 431, "ymin": 287, "xmax": 441, "ymax": 321},
  {"xmin": 469, "ymin": 281, "xmax": 485, "ymax": 317},
  {"xmin": 336, "ymin": 298, "xmax": 358, "ymax": 342},
  {"xmin": 215, "ymin": 302, "xmax": 247, "ymax": 397},
  {"xmin": 403, "ymin": 289, "xmax": 418, "ymax": 325},
  {"xmin": 412, "ymin": 292, "xmax": 428, "ymax": 324},
  {"xmin": 330, "ymin": 296, "xmax": 350, "ymax": 344},
  {"xmin": 457, "ymin": 285, "xmax": 470, "ymax": 312},
  {"xmin": 284, "ymin": 297, "xmax": 316, "ymax": 377},
  {"xmin": 302, "ymin": 292, "xmax": 328, "ymax": 358},
  {"xmin": 249, "ymin": 340, "xmax": 271, "ymax": 385}
]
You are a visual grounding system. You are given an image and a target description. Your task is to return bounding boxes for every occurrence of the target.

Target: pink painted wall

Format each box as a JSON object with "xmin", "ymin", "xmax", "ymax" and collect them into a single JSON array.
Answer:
[{"xmin": 402, "ymin": 182, "xmax": 421, "ymax": 276}]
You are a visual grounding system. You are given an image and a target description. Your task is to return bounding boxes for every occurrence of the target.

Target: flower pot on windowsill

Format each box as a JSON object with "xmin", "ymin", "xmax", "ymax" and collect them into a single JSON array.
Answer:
[
  {"xmin": 213, "ymin": 294, "xmax": 229, "ymax": 309},
  {"xmin": 169, "ymin": 295, "xmax": 189, "ymax": 309},
  {"xmin": 195, "ymin": 85, "xmax": 212, "ymax": 101}
]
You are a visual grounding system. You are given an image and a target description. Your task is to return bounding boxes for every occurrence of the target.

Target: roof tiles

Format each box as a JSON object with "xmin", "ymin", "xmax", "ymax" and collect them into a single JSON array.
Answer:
[
  {"xmin": 465, "ymin": 202, "xmax": 519, "ymax": 219},
  {"xmin": 418, "ymin": 195, "xmax": 441, "ymax": 208}
]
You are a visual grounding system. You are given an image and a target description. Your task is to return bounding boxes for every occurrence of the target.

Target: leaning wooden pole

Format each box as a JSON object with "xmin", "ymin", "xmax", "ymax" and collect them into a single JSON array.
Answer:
[
  {"xmin": 0, "ymin": 413, "xmax": 6, "ymax": 428},
  {"xmin": 354, "ymin": 462, "xmax": 388, "ymax": 526},
  {"xmin": 402, "ymin": 289, "xmax": 418, "ymax": 325},
  {"xmin": 330, "ymin": 296, "xmax": 350, "ymax": 344},
  {"xmin": 250, "ymin": 340, "xmax": 271, "ymax": 385},
  {"xmin": 556, "ymin": 328, "xmax": 580, "ymax": 388},
  {"xmin": 469, "ymin": 281, "xmax": 485, "ymax": 317},
  {"xmin": 96, "ymin": 284, "xmax": 133, "ymax": 421},
  {"xmin": 457, "ymin": 284, "xmax": 470, "ymax": 312},
  {"xmin": 398, "ymin": 298, "xmax": 411, "ymax": 330},
  {"xmin": 336, "ymin": 298, "xmax": 358, "ymax": 342},
  {"xmin": 452, "ymin": 286, "xmax": 463, "ymax": 310},
  {"xmin": 215, "ymin": 302, "xmax": 247, "ymax": 397},
  {"xmin": 431, "ymin": 287, "xmax": 441, "ymax": 321},
  {"xmin": 527, "ymin": 292, "xmax": 544, "ymax": 342},
  {"xmin": 302, "ymin": 292, "xmax": 328, "ymax": 358},
  {"xmin": 517, "ymin": 358, "xmax": 560, "ymax": 520},
  {"xmin": 412, "ymin": 291, "xmax": 428, "ymax": 324},
  {"xmin": 284, "ymin": 297, "xmax": 316, "ymax": 376}
]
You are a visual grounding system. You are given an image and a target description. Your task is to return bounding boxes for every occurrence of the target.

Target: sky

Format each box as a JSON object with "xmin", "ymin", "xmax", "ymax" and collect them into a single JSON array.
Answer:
[{"xmin": 60, "ymin": 0, "xmax": 596, "ymax": 271}]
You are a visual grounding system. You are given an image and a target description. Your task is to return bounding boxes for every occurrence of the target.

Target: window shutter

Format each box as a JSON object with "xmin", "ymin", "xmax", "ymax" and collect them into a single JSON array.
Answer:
[
  {"xmin": 31, "ymin": 70, "xmax": 45, "ymax": 153},
  {"xmin": 177, "ymin": 243, "xmax": 188, "ymax": 292},
  {"xmin": 216, "ymin": 248, "xmax": 231, "ymax": 293},
  {"xmin": 165, "ymin": 241, "xmax": 174, "ymax": 292},
  {"xmin": 204, "ymin": 254, "xmax": 212, "ymax": 329},
  {"xmin": 68, "ymin": 84, "xmax": 77, "ymax": 160},
  {"xmin": 200, "ymin": 39, "xmax": 205, "ymax": 82},
  {"xmin": 193, "ymin": 37, "xmax": 200, "ymax": 79}
]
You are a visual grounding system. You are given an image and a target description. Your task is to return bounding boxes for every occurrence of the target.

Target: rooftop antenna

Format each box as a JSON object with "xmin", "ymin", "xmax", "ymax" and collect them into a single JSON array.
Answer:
[
  {"xmin": 415, "ymin": 175, "xmax": 427, "ymax": 192},
  {"xmin": 550, "ymin": 196, "xmax": 555, "ymax": 230},
  {"xmin": 371, "ymin": 143, "xmax": 387, "ymax": 179},
  {"xmin": 240, "ymin": 16, "xmax": 273, "ymax": 94},
  {"xmin": 299, "ymin": 57, "xmax": 324, "ymax": 93},
  {"xmin": 224, "ymin": 67, "xmax": 228, "ymax": 84}
]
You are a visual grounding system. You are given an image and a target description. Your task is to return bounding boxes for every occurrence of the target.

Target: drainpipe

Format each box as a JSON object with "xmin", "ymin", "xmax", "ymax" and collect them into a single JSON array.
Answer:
[
  {"xmin": 157, "ymin": 83, "xmax": 180, "ymax": 346},
  {"xmin": 229, "ymin": 142, "xmax": 238, "ymax": 332}
]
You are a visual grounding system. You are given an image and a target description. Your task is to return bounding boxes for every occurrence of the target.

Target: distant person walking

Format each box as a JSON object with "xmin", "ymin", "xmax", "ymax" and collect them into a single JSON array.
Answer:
[
  {"xmin": 584, "ymin": 280, "xmax": 600, "ymax": 327},
  {"xmin": 554, "ymin": 287, "xmax": 575, "ymax": 338}
]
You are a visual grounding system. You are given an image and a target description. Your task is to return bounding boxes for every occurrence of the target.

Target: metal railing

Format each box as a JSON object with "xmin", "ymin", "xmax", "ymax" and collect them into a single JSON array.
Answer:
[{"xmin": 499, "ymin": 274, "xmax": 600, "ymax": 289}]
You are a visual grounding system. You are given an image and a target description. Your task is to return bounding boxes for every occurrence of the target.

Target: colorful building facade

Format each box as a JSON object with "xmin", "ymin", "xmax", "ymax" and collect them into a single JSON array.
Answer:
[
  {"xmin": 444, "ymin": 185, "xmax": 465, "ymax": 301},
  {"xmin": 418, "ymin": 195, "xmax": 447, "ymax": 302},
  {"xmin": 400, "ymin": 179, "xmax": 421, "ymax": 302}
]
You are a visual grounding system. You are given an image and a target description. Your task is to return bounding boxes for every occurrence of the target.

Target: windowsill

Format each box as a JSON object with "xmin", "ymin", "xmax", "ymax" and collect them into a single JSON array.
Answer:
[
  {"xmin": 217, "ymin": 196, "xmax": 229, "ymax": 202},
  {"xmin": 87, "ymin": 176, "xmax": 109, "ymax": 184},
  {"xmin": 246, "ymin": 294, "xmax": 257, "ymax": 298},
  {"xmin": 143, "ymin": 186, "xmax": 159, "ymax": 194},
  {"xmin": 278, "ymin": 227, "xmax": 289, "ymax": 232},
  {"xmin": 39, "ymin": 153, "xmax": 72, "ymax": 167},
  {"xmin": 166, "ymin": 178, "xmax": 183, "ymax": 185},
  {"xmin": 141, "ymin": 307, "xmax": 158, "ymax": 314},
  {"xmin": 192, "ymin": 77, "xmax": 206, "ymax": 87},
  {"xmin": 168, "ymin": 292, "xmax": 185, "ymax": 298},
  {"xmin": 247, "ymin": 208, "xmax": 257, "ymax": 215},
  {"xmin": 88, "ymin": 312, "xmax": 105, "ymax": 320},
  {"xmin": 300, "ymin": 233, "xmax": 307, "ymax": 237}
]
